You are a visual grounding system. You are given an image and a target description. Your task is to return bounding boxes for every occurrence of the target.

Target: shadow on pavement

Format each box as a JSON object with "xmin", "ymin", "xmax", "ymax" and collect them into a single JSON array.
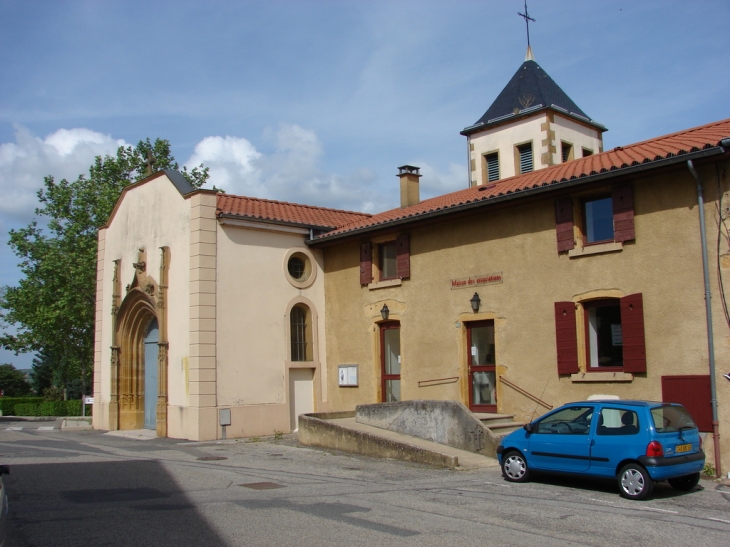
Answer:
[
  {"xmin": 525, "ymin": 472, "xmax": 706, "ymax": 500},
  {"xmin": 4, "ymin": 460, "xmax": 228, "ymax": 547}
]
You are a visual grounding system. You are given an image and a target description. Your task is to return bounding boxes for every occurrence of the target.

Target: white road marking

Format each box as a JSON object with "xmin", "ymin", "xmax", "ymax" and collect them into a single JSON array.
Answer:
[
  {"xmin": 6, "ymin": 427, "xmax": 23, "ymax": 431},
  {"xmin": 38, "ymin": 426, "xmax": 55, "ymax": 431},
  {"xmin": 707, "ymin": 517, "xmax": 730, "ymax": 524}
]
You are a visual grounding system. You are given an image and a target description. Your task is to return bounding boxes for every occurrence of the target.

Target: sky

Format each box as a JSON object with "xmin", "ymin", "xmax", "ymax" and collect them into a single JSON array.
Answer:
[{"xmin": 1, "ymin": 0, "xmax": 728, "ymax": 368}]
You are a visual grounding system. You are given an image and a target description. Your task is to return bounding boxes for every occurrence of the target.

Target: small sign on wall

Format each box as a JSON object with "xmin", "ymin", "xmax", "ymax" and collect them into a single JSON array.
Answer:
[
  {"xmin": 450, "ymin": 272, "xmax": 503, "ymax": 290},
  {"xmin": 338, "ymin": 364, "xmax": 359, "ymax": 387}
]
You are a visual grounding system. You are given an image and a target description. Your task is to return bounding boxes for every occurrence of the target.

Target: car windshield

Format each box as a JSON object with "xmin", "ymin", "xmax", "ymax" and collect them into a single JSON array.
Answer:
[
  {"xmin": 650, "ymin": 405, "xmax": 696, "ymax": 433},
  {"xmin": 534, "ymin": 406, "xmax": 593, "ymax": 435}
]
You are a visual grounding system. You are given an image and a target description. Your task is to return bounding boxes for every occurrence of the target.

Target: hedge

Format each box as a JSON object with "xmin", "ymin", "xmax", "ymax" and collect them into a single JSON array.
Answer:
[
  {"xmin": 0, "ymin": 397, "xmax": 43, "ymax": 416},
  {"xmin": 12, "ymin": 400, "xmax": 89, "ymax": 417}
]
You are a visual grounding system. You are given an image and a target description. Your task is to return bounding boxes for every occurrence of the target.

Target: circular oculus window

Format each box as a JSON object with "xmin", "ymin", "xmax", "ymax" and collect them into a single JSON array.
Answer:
[{"xmin": 284, "ymin": 249, "xmax": 316, "ymax": 288}]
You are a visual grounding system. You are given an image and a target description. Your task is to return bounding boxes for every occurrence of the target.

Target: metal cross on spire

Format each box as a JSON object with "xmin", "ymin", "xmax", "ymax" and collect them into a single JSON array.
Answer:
[{"xmin": 517, "ymin": 0, "xmax": 536, "ymax": 50}]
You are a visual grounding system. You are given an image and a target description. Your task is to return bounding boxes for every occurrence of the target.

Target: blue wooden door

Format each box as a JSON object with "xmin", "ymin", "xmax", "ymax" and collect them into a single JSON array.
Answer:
[{"xmin": 143, "ymin": 319, "xmax": 159, "ymax": 430}]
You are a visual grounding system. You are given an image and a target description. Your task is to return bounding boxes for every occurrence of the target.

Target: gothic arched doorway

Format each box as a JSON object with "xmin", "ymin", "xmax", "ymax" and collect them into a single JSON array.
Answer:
[{"xmin": 115, "ymin": 289, "xmax": 158, "ymax": 430}]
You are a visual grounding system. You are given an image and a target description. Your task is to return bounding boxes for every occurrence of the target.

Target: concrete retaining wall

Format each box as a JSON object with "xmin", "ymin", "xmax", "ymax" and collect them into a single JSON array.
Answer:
[
  {"xmin": 355, "ymin": 400, "xmax": 501, "ymax": 457},
  {"xmin": 298, "ymin": 412, "xmax": 458, "ymax": 468}
]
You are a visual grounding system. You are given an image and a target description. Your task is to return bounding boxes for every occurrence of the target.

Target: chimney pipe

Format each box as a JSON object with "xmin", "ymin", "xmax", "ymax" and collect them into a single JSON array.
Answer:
[{"xmin": 398, "ymin": 165, "xmax": 421, "ymax": 208}]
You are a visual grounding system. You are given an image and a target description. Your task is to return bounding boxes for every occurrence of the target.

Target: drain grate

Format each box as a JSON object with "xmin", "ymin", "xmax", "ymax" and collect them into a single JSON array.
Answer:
[
  {"xmin": 239, "ymin": 482, "xmax": 285, "ymax": 490},
  {"xmin": 197, "ymin": 456, "xmax": 228, "ymax": 461}
]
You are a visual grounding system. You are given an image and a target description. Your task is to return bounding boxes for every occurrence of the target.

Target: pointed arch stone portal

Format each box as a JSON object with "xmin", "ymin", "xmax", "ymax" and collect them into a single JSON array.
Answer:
[{"xmin": 110, "ymin": 247, "xmax": 170, "ymax": 436}]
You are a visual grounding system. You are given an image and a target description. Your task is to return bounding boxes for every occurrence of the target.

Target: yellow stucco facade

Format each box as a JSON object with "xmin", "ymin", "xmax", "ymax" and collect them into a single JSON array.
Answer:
[{"xmin": 317, "ymin": 158, "xmax": 730, "ymax": 470}]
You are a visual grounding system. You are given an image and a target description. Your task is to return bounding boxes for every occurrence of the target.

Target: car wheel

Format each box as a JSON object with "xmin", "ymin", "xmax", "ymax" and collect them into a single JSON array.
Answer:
[
  {"xmin": 618, "ymin": 463, "xmax": 653, "ymax": 500},
  {"xmin": 501, "ymin": 450, "xmax": 530, "ymax": 483},
  {"xmin": 667, "ymin": 472, "xmax": 700, "ymax": 491}
]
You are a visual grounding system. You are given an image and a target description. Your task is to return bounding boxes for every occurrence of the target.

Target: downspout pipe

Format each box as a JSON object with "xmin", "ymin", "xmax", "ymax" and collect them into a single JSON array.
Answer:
[{"xmin": 687, "ymin": 159, "xmax": 721, "ymax": 478}]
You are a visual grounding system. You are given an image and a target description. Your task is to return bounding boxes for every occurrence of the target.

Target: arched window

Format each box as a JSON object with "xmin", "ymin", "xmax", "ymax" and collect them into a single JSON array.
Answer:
[{"xmin": 290, "ymin": 304, "xmax": 312, "ymax": 361}]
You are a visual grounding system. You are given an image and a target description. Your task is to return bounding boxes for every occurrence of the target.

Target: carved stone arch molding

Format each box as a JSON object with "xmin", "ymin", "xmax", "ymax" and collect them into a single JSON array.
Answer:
[{"xmin": 110, "ymin": 247, "xmax": 170, "ymax": 436}]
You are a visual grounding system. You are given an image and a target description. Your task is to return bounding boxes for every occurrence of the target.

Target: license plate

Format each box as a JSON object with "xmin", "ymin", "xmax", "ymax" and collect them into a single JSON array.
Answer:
[{"xmin": 675, "ymin": 443, "xmax": 692, "ymax": 453}]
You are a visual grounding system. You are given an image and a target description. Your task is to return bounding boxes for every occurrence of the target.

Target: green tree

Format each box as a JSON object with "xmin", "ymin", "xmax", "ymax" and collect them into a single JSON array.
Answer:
[
  {"xmin": 0, "ymin": 363, "xmax": 32, "ymax": 396},
  {"xmin": 30, "ymin": 348, "xmax": 57, "ymax": 395},
  {"xmin": 0, "ymin": 139, "xmax": 209, "ymax": 398}
]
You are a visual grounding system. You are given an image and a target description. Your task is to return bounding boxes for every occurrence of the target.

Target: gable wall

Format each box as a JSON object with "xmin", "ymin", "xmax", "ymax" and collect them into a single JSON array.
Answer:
[{"xmin": 93, "ymin": 175, "xmax": 192, "ymax": 431}]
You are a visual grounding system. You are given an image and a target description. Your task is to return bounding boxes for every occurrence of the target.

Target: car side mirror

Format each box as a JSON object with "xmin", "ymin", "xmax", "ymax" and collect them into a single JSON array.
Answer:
[{"xmin": 523, "ymin": 423, "xmax": 533, "ymax": 433}]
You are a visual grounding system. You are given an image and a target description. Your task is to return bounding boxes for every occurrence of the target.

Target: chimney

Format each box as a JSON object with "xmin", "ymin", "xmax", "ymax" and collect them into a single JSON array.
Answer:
[{"xmin": 398, "ymin": 165, "xmax": 421, "ymax": 208}]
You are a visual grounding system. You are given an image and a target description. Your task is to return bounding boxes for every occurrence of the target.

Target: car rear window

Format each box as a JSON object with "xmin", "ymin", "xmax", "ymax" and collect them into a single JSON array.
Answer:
[{"xmin": 651, "ymin": 405, "xmax": 697, "ymax": 433}]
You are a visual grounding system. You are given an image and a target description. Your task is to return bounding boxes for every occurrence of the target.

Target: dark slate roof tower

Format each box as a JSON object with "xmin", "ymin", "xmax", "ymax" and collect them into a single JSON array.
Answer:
[{"xmin": 462, "ymin": 49, "xmax": 607, "ymax": 187}]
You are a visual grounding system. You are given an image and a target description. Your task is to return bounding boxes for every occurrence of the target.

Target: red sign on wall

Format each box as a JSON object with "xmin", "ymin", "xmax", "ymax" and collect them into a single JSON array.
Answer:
[{"xmin": 450, "ymin": 272, "xmax": 503, "ymax": 290}]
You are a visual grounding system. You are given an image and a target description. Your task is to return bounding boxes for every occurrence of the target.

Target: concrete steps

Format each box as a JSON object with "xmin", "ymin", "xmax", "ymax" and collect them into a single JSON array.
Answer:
[{"xmin": 473, "ymin": 413, "xmax": 525, "ymax": 436}]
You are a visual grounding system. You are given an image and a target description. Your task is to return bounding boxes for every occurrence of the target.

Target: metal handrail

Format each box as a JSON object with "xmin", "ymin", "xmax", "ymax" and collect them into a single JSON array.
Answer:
[
  {"xmin": 418, "ymin": 376, "xmax": 459, "ymax": 388},
  {"xmin": 500, "ymin": 377, "xmax": 553, "ymax": 410}
]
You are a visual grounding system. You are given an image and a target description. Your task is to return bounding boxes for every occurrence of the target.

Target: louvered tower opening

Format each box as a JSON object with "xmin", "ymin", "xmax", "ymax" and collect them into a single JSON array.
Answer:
[
  {"xmin": 485, "ymin": 153, "xmax": 499, "ymax": 182},
  {"xmin": 518, "ymin": 143, "xmax": 533, "ymax": 174}
]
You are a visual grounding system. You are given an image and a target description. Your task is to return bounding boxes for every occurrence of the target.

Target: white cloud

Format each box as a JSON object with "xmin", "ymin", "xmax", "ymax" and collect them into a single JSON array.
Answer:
[
  {"xmin": 186, "ymin": 135, "xmax": 263, "ymax": 195},
  {"xmin": 0, "ymin": 125, "xmax": 127, "ymax": 224},
  {"xmin": 186, "ymin": 124, "xmax": 385, "ymax": 213}
]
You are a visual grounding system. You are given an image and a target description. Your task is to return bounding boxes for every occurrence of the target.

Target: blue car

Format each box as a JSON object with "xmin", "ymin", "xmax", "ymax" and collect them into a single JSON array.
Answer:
[{"xmin": 496, "ymin": 400, "xmax": 705, "ymax": 500}]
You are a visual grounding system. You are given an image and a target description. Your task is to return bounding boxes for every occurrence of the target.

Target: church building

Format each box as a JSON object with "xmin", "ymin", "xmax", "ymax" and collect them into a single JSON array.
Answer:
[{"xmin": 92, "ymin": 169, "xmax": 368, "ymax": 440}]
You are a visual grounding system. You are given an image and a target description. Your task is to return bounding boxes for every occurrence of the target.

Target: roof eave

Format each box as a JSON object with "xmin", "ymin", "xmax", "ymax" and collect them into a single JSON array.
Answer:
[
  {"xmin": 216, "ymin": 212, "xmax": 337, "ymax": 232},
  {"xmin": 460, "ymin": 105, "xmax": 607, "ymax": 137},
  {"xmin": 308, "ymin": 145, "xmax": 727, "ymax": 246}
]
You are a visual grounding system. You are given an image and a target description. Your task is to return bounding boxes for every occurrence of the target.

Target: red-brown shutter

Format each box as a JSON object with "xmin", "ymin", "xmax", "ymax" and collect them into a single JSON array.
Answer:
[
  {"xmin": 555, "ymin": 301, "xmax": 579, "ymax": 374},
  {"xmin": 620, "ymin": 293, "xmax": 646, "ymax": 373},
  {"xmin": 359, "ymin": 242, "xmax": 372, "ymax": 285},
  {"xmin": 661, "ymin": 375, "xmax": 713, "ymax": 432},
  {"xmin": 396, "ymin": 234, "xmax": 410, "ymax": 279},
  {"xmin": 612, "ymin": 184, "xmax": 635, "ymax": 242},
  {"xmin": 555, "ymin": 198, "xmax": 575, "ymax": 252}
]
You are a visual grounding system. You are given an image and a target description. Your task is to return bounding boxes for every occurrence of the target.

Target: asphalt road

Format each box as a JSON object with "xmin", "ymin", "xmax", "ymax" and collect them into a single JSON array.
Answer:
[{"xmin": 1, "ymin": 416, "xmax": 729, "ymax": 547}]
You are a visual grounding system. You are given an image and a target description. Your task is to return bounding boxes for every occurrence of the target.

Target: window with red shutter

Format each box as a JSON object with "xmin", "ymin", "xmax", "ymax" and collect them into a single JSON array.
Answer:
[
  {"xmin": 555, "ymin": 198, "xmax": 575, "ymax": 252},
  {"xmin": 661, "ymin": 375, "xmax": 712, "ymax": 432},
  {"xmin": 554, "ymin": 301, "xmax": 579, "ymax": 374},
  {"xmin": 359, "ymin": 242, "xmax": 372, "ymax": 285},
  {"xmin": 396, "ymin": 234, "xmax": 410, "ymax": 279},
  {"xmin": 620, "ymin": 293, "xmax": 646, "ymax": 373},
  {"xmin": 612, "ymin": 185, "xmax": 635, "ymax": 243},
  {"xmin": 558, "ymin": 184, "xmax": 635, "ymax": 254}
]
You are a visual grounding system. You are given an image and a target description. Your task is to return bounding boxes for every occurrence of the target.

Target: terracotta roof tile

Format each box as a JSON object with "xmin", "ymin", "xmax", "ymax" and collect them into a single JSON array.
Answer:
[
  {"xmin": 216, "ymin": 195, "xmax": 370, "ymax": 229},
  {"xmin": 317, "ymin": 118, "xmax": 730, "ymax": 241}
]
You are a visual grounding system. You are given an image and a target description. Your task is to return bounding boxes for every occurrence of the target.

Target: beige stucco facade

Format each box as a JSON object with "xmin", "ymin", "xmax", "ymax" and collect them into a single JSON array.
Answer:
[
  {"xmin": 317, "ymin": 158, "xmax": 730, "ymax": 470},
  {"xmin": 468, "ymin": 113, "xmax": 604, "ymax": 186},
  {"xmin": 93, "ymin": 171, "xmax": 326, "ymax": 441}
]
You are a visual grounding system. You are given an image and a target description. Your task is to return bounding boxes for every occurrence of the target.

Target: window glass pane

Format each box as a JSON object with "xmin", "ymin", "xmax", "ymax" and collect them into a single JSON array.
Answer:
[
  {"xmin": 597, "ymin": 409, "xmax": 639, "ymax": 435},
  {"xmin": 651, "ymin": 405, "xmax": 696, "ymax": 433},
  {"xmin": 380, "ymin": 242, "xmax": 397, "ymax": 279},
  {"xmin": 535, "ymin": 406, "xmax": 593, "ymax": 435},
  {"xmin": 587, "ymin": 302, "xmax": 623, "ymax": 368},
  {"xmin": 472, "ymin": 371, "xmax": 495, "ymax": 405},
  {"xmin": 470, "ymin": 325, "xmax": 495, "ymax": 365},
  {"xmin": 385, "ymin": 379, "xmax": 400, "ymax": 402},
  {"xmin": 383, "ymin": 328, "xmax": 400, "ymax": 375},
  {"xmin": 287, "ymin": 256, "xmax": 306, "ymax": 280},
  {"xmin": 584, "ymin": 197, "xmax": 614, "ymax": 242},
  {"xmin": 290, "ymin": 306, "xmax": 307, "ymax": 361}
]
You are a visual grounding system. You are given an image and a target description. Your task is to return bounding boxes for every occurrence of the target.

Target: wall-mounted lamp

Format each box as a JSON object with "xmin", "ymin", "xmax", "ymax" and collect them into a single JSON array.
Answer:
[
  {"xmin": 380, "ymin": 303, "xmax": 390, "ymax": 321},
  {"xmin": 724, "ymin": 372, "xmax": 730, "ymax": 381},
  {"xmin": 470, "ymin": 292, "xmax": 481, "ymax": 312}
]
